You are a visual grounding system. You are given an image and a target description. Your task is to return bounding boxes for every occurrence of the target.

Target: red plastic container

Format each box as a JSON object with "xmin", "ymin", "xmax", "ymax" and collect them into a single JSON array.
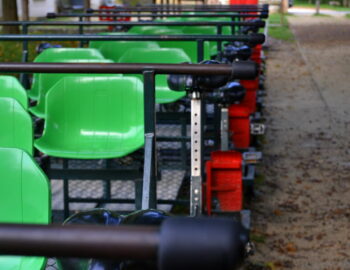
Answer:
[
  {"xmin": 240, "ymin": 79, "xmax": 259, "ymax": 114},
  {"xmin": 206, "ymin": 151, "xmax": 243, "ymax": 215},
  {"xmin": 229, "ymin": 104, "xmax": 251, "ymax": 148}
]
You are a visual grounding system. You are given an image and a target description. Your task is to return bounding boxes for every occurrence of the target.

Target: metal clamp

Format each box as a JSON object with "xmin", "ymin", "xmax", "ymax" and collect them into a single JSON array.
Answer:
[
  {"xmin": 242, "ymin": 151, "xmax": 262, "ymax": 164},
  {"xmin": 250, "ymin": 123, "xmax": 265, "ymax": 135}
]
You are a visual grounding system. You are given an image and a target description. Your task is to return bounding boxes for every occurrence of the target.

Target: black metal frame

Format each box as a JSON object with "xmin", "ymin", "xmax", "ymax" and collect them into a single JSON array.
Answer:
[{"xmin": 0, "ymin": 62, "xmax": 249, "ymax": 218}]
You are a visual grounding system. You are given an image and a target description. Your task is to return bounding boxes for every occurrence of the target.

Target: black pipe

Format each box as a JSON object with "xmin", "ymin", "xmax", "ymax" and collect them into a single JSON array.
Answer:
[
  {"xmin": 0, "ymin": 223, "xmax": 159, "ymax": 260},
  {"xmin": 0, "ymin": 33, "xmax": 265, "ymax": 45},
  {"xmin": 0, "ymin": 217, "xmax": 249, "ymax": 270},
  {"xmin": 47, "ymin": 12, "xmax": 268, "ymax": 19},
  {"xmin": 0, "ymin": 62, "xmax": 258, "ymax": 79},
  {"xmin": 87, "ymin": 7, "xmax": 267, "ymax": 13},
  {"xmin": 0, "ymin": 20, "xmax": 265, "ymax": 28}
]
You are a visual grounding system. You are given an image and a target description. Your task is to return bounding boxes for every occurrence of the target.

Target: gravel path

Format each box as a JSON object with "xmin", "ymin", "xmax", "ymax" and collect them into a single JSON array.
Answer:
[{"xmin": 247, "ymin": 16, "xmax": 350, "ymax": 270}]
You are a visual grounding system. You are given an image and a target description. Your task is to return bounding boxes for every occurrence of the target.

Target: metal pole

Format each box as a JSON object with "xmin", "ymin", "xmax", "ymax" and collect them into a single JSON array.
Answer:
[
  {"xmin": 0, "ymin": 223, "xmax": 159, "ymax": 260},
  {"xmin": 78, "ymin": 16, "xmax": 84, "ymax": 47},
  {"xmin": 197, "ymin": 39, "xmax": 204, "ymax": 63},
  {"xmin": 19, "ymin": 23, "xmax": 29, "ymax": 88},
  {"xmin": 190, "ymin": 91, "xmax": 202, "ymax": 216},
  {"xmin": 142, "ymin": 70, "xmax": 157, "ymax": 210}
]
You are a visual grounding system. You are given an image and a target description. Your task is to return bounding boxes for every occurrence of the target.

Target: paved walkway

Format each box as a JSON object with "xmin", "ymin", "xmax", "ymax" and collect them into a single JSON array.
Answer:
[
  {"xmin": 247, "ymin": 16, "xmax": 350, "ymax": 270},
  {"xmin": 289, "ymin": 7, "xmax": 350, "ymax": 16}
]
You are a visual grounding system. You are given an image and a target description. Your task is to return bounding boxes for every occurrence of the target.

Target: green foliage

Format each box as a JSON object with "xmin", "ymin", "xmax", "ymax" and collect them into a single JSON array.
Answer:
[
  {"xmin": 250, "ymin": 233, "xmax": 266, "ymax": 243},
  {"xmin": 294, "ymin": 0, "xmax": 350, "ymax": 11},
  {"xmin": 268, "ymin": 13, "xmax": 294, "ymax": 41},
  {"xmin": 0, "ymin": 39, "xmax": 79, "ymax": 77}
]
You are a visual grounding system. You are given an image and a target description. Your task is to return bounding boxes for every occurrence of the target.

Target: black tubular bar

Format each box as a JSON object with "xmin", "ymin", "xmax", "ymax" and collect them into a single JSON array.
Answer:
[
  {"xmin": 47, "ymin": 12, "xmax": 268, "ymax": 19},
  {"xmin": 0, "ymin": 223, "xmax": 159, "ymax": 260},
  {"xmin": 0, "ymin": 33, "xmax": 265, "ymax": 44},
  {"xmin": 0, "ymin": 61, "xmax": 257, "ymax": 214},
  {"xmin": 86, "ymin": 4, "xmax": 269, "ymax": 12},
  {"xmin": 0, "ymin": 62, "xmax": 254, "ymax": 77},
  {"xmin": 0, "ymin": 20, "xmax": 265, "ymax": 27}
]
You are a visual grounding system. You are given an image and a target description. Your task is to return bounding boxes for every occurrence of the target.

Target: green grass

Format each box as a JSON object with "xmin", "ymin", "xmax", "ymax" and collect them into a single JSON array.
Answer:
[
  {"xmin": 346, "ymin": 13, "xmax": 350, "ymax": 18},
  {"xmin": 0, "ymin": 38, "xmax": 79, "ymax": 78},
  {"xmin": 268, "ymin": 13, "xmax": 294, "ymax": 41},
  {"xmin": 293, "ymin": 0, "xmax": 350, "ymax": 11},
  {"xmin": 312, "ymin": 12, "xmax": 331, "ymax": 16}
]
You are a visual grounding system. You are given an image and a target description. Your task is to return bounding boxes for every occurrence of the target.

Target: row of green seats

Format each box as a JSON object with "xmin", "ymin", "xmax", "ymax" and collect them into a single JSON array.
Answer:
[
  {"xmin": 0, "ymin": 77, "xmax": 49, "ymax": 269},
  {"xmin": 89, "ymin": 31, "xmax": 211, "ymax": 63},
  {"xmin": 0, "ymin": 75, "xmax": 145, "ymax": 159},
  {"xmin": 0, "ymin": 77, "xmax": 32, "ymax": 154},
  {"xmin": 28, "ymin": 46, "xmax": 190, "ymax": 118},
  {"xmin": 0, "ymin": 147, "xmax": 50, "ymax": 270}
]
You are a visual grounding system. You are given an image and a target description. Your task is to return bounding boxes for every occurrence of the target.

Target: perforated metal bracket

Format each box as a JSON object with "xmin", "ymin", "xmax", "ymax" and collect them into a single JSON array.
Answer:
[
  {"xmin": 250, "ymin": 123, "xmax": 265, "ymax": 135},
  {"xmin": 190, "ymin": 91, "xmax": 202, "ymax": 216},
  {"xmin": 220, "ymin": 107, "xmax": 229, "ymax": 151}
]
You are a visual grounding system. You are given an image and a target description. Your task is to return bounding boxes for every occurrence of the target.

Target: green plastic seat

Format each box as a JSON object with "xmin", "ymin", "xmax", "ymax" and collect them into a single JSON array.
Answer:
[
  {"xmin": 28, "ymin": 48, "xmax": 107, "ymax": 100},
  {"xmin": 0, "ymin": 147, "xmax": 50, "ymax": 270},
  {"xmin": 91, "ymin": 41, "xmax": 160, "ymax": 63},
  {"xmin": 0, "ymin": 76, "xmax": 28, "ymax": 110},
  {"xmin": 118, "ymin": 47, "xmax": 191, "ymax": 104},
  {"xmin": 128, "ymin": 26, "xmax": 184, "ymax": 35},
  {"xmin": 29, "ymin": 59, "xmax": 115, "ymax": 119},
  {"xmin": 0, "ymin": 98, "xmax": 33, "ymax": 155},
  {"xmin": 157, "ymin": 40, "xmax": 211, "ymax": 63},
  {"xmin": 35, "ymin": 76, "xmax": 144, "ymax": 159}
]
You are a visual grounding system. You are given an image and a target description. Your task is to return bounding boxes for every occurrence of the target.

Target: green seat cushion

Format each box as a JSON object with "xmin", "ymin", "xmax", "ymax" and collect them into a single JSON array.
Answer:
[
  {"xmin": 0, "ymin": 98, "xmax": 33, "ymax": 155},
  {"xmin": 35, "ymin": 76, "xmax": 144, "ymax": 159},
  {"xmin": 29, "ymin": 59, "xmax": 115, "ymax": 119},
  {"xmin": 0, "ymin": 76, "xmax": 28, "ymax": 110},
  {"xmin": 93, "ymin": 41, "xmax": 160, "ymax": 63},
  {"xmin": 0, "ymin": 147, "xmax": 50, "ymax": 270},
  {"xmin": 28, "ymin": 48, "xmax": 106, "ymax": 100},
  {"xmin": 118, "ymin": 47, "xmax": 191, "ymax": 103}
]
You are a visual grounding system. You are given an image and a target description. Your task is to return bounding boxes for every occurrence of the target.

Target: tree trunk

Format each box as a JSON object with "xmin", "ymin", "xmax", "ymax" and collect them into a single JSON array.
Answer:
[
  {"xmin": 84, "ymin": 0, "xmax": 90, "ymax": 10},
  {"xmin": 21, "ymin": 0, "xmax": 29, "ymax": 21},
  {"xmin": 315, "ymin": 0, "xmax": 320, "ymax": 14},
  {"xmin": 2, "ymin": 0, "xmax": 19, "ymax": 34},
  {"xmin": 84, "ymin": 0, "xmax": 90, "ymax": 21},
  {"xmin": 281, "ymin": 0, "xmax": 289, "ymax": 14}
]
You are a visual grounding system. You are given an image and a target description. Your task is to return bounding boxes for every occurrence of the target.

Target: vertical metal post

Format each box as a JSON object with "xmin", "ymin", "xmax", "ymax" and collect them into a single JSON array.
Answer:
[
  {"xmin": 220, "ymin": 107, "xmax": 229, "ymax": 151},
  {"xmin": 79, "ymin": 16, "xmax": 84, "ymax": 47},
  {"xmin": 180, "ymin": 117, "xmax": 187, "ymax": 170},
  {"xmin": 141, "ymin": 70, "xmax": 157, "ymax": 210},
  {"xmin": 197, "ymin": 39, "xmax": 204, "ymax": 63},
  {"xmin": 190, "ymin": 91, "xmax": 202, "ymax": 216},
  {"xmin": 63, "ymin": 159, "xmax": 70, "ymax": 219},
  {"xmin": 216, "ymin": 25, "xmax": 222, "ymax": 59},
  {"xmin": 20, "ymin": 24, "xmax": 29, "ymax": 88},
  {"xmin": 231, "ymin": 17, "xmax": 236, "ymax": 35}
]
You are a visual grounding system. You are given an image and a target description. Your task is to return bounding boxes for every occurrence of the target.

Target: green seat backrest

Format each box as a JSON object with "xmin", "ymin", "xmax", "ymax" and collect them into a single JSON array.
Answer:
[
  {"xmin": 29, "ymin": 48, "xmax": 107, "ymax": 100},
  {"xmin": 29, "ymin": 59, "xmax": 116, "ymax": 119},
  {"xmin": 0, "ymin": 76, "xmax": 28, "ymax": 109},
  {"xmin": 35, "ymin": 76, "xmax": 144, "ymax": 159},
  {"xmin": 33, "ymin": 48, "xmax": 105, "ymax": 62},
  {"xmin": 94, "ymin": 41, "xmax": 160, "ymax": 63},
  {"xmin": 89, "ymin": 32, "xmax": 135, "ymax": 50},
  {"xmin": 0, "ymin": 98, "xmax": 33, "ymax": 155},
  {"xmin": 118, "ymin": 48, "xmax": 191, "ymax": 103},
  {"xmin": 128, "ymin": 26, "xmax": 184, "ymax": 35},
  {"xmin": 0, "ymin": 147, "xmax": 50, "ymax": 270},
  {"xmin": 157, "ymin": 41, "xmax": 211, "ymax": 63}
]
